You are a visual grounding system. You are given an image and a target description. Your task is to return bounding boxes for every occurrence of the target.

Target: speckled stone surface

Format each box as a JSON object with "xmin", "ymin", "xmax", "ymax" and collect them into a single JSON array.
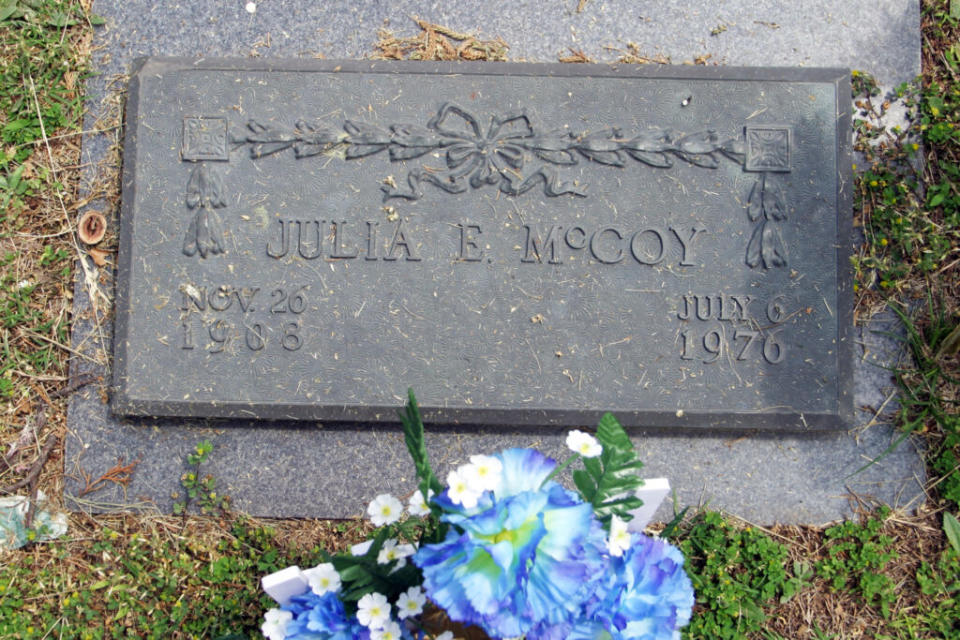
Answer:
[{"xmin": 65, "ymin": 0, "xmax": 924, "ymax": 525}]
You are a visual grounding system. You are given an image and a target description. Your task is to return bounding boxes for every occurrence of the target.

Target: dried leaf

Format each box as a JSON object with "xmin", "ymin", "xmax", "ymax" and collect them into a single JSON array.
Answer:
[{"xmin": 87, "ymin": 248, "xmax": 110, "ymax": 266}]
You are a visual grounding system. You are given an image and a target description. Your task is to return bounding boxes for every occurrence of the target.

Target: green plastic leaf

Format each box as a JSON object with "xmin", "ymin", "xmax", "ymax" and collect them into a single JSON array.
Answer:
[
  {"xmin": 594, "ymin": 413, "xmax": 644, "ymax": 506},
  {"xmin": 945, "ymin": 512, "xmax": 960, "ymax": 556},
  {"xmin": 398, "ymin": 388, "xmax": 443, "ymax": 498},
  {"xmin": 582, "ymin": 456, "xmax": 602, "ymax": 481},
  {"xmin": 573, "ymin": 469, "xmax": 596, "ymax": 501},
  {"xmin": 571, "ymin": 413, "xmax": 646, "ymax": 528},
  {"xmin": 336, "ymin": 564, "xmax": 367, "ymax": 582}
]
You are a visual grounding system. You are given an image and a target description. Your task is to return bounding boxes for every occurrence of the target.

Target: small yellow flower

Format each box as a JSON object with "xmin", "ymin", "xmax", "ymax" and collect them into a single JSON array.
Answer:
[
  {"xmin": 870, "ymin": 180, "xmax": 879, "ymax": 187},
  {"xmin": 852, "ymin": 163, "xmax": 857, "ymax": 170},
  {"xmin": 931, "ymin": 105, "xmax": 940, "ymax": 117},
  {"xmin": 853, "ymin": 283, "xmax": 860, "ymax": 292},
  {"xmin": 911, "ymin": 143, "xmax": 919, "ymax": 151},
  {"xmin": 880, "ymin": 238, "xmax": 888, "ymax": 246}
]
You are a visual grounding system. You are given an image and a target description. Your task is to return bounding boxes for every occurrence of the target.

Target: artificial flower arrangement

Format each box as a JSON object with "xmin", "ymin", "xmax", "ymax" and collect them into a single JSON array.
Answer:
[{"xmin": 260, "ymin": 391, "xmax": 694, "ymax": 640}]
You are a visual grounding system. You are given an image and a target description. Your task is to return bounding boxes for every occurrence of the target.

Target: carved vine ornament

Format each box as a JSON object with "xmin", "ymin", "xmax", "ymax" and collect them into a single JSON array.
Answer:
[{"xmin": 180, "ymin": 103, "xmax": 792, "ymax": 269}]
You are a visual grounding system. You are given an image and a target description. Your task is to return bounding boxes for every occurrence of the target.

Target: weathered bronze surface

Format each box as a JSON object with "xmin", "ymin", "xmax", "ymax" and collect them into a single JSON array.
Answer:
[{"xmin": 113, "ymin": 58, "xmax": 852, "ymax": 430}]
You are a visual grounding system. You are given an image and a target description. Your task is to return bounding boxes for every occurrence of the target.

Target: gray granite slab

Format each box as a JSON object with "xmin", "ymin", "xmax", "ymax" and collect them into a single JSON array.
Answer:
[{"xmin": 65, "ymin": 0, "xmax": 925, "ymax": 525}]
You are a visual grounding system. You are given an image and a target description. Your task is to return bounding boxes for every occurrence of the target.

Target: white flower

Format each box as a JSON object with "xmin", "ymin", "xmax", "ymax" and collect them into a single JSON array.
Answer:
[
  {"xmin": 407, "ymin": 489, "xmax": 432, "ymax": 516},
  {"xmin": 377, "ymin": 539, "xmax": 416, "ymax": 568},
  {"xmin": 566, "ymin": 429, "xmax": 602, "ymax": 458},
  {"xmin": 261, "ymin": 608, "xmax": 292, "ymax": 640},
  {"xmin": 607, "ymin": 514, "xmax": 632, "ymax": 557},
  {"xmin": 435, "ymin": 633, "xmax": 454, "ymax": 640},
  {"xmin": 357, "ymin": 592, "xmax": 391, "ymax": 629},
  {"xmin": 371, "ymin": 620, "xmax": 403, "ymax": 640},
  {"xmin": 302, "ymin": 562, "xmax": 340, "ymax": 595},
  {"xmin": 396, "ymin": 585, "xmax": 426, "ymax": 619},
  {"xmin": 463, "ymin": 455, "xmax": 502, "ymax": 493},
  {"xmin": 367, "ymin": 494, "xmax": 403, "ymax": 527},
  {"xmin": 446, "ymin": 468, "xmax": 481, "ymax": 509}
]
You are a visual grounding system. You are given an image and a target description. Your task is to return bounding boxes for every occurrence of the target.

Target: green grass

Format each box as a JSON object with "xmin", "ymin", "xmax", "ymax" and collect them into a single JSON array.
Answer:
[
  {"xmin": 671, "ymin": 511, "xmax": 794, "ymax": 639},
  {"xmin": 0, "ymin": 517, "xmax": 325, "ymax": 639},
  {"xmin": 815, "ymin": 507, "xmax": 898, "ymax": 619}
]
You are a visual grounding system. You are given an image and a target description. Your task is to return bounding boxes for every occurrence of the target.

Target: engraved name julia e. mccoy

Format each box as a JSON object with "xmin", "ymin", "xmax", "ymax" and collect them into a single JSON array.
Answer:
[{"xmin": 179, "ymin": 103, "xmax": 793, "ymax": 269}]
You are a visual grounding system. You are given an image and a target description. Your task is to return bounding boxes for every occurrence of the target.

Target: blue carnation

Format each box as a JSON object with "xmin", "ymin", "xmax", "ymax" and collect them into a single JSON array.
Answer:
[
  {"xmin": 281, "ymin": 591, "xmax": 371, "ymax": 640},
  {"xmin": 415, "ymin": 448, "xmax": 607, "ymax": 638},
  {"xmin": 530, "ymin": 533, "xmax": 694, "ymax": 640}
]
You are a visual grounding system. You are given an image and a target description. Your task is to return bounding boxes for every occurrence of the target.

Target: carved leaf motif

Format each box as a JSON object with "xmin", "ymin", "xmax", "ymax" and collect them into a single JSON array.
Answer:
[
  {"xmin": 622, "ymin": 130, "xmax": 675, "ymax": 152},
  {"xmin": 761, "ymin": 222, "xmax": 787, "ymax": 267},
  {"xmin": 575, "ymin": 129, "xmax": 622, "ymax": 152},
  {"xmin": 245, "ymin": 120, "xmax": 297, "ymax": 158},
  {"xmin": 624, "ymin": 149, "xmax": 672, "ymax": 168},
  {"xmin": 183, "ymin": 208, "xmax": 224, "ymax": 258},
  {"xmin": 745, "ymin": 220, "xmax": 787, "ymax": 269},
  {"xmin": 762, "ymin": 178, "xmax": 787, "ymax": 220},
  {"xmin": 183, "ymin": 213, "xmax": 199, "ymax": 256},
  {"xmin": 674, "ymin": 151, "xmax": 719, "ymax": 169},
  {"xmin": 575, "ymin": 130, "xmax": 625, "ymax": 166},
  {"xmin": 293, "ymin": 120, "xmax": 340, "ymax": 158},
  {"xmin": 523, "ymin": 132, "xmax": 578, "ymax": 165},
  {"xmin": 579, "ymin": 149, "xmax": 625, "ymax": 166},
  {"xmin": 389, "ymin": 124, "xmax": 446, "ymax": 161},
  {"xmin": 746, "ymin": 178, "xmax": 764, "ymax": 222},
  {"xmin": 746, "ymin": 220, "xmax": 764, "ymax": 268},
  {"xmin": 534, "ymin": 149, "xmax": 578, "ymax": 165},
  {"xmin": 719, "ymin": 137, "xmax": 746, "ymax": 163},
  {"xmin": 343, "ymin": 121, "xmax": 391, "ymax": 158},
  {"xmin": 678, "ymin": 130, "xmax": 720, "ymax": 154},
  {"xmin": 185, "ymin": 164, "xmax": 226, "ymax": 210}
]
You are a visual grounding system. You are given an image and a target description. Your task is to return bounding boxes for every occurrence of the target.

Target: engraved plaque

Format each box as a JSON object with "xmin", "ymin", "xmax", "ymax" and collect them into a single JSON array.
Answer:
[{"xmin": 113, "ymin": 58, "xmax": 853, "ymax": 430}]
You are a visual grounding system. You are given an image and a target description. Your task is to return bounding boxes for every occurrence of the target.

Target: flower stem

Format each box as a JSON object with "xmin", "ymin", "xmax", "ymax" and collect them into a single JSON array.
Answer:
[{"xmin": 540, "ymin": 453, "xmax": 579, "ymax": 489}]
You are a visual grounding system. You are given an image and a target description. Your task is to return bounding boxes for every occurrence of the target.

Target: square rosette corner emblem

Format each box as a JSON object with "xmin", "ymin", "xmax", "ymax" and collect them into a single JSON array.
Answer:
[
  {"xmin": 744, "ymin": 125, "xmax": 791, "ymax": 173},
  {"xmin": 181, "ymin": 117, "xmax": 229, "ymax": 161}
]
